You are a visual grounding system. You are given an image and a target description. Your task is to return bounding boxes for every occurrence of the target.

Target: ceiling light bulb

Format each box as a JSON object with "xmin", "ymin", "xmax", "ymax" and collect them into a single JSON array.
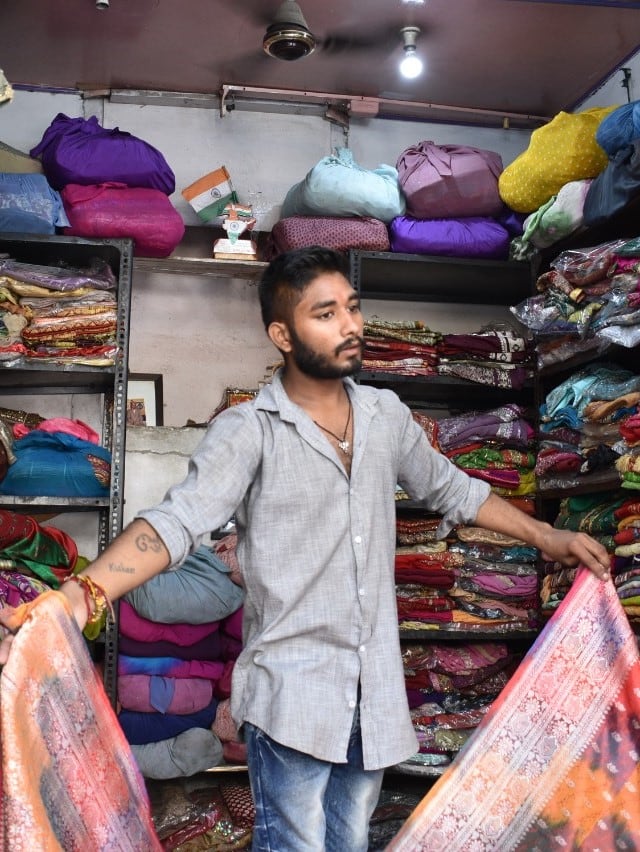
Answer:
[{"xmin": 400, "ymin": 48, "xmax": 423, "ymax": 79}]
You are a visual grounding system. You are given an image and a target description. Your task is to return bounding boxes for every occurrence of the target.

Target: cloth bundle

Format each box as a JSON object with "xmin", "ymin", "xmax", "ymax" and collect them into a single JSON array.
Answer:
[
  {"xmin": 119, "ymin": 542, "xmax": 246, "ymax": 778},
  {"xmin": 281, "ymin": 147, "xmax": 405, "ymax": 223},
  {"xmin": 62, "ymin": 182, "xmax": 185, "ymax": 258},
  {"xmin": 362, "ymin": 318, "xmax": 533, "ymax": 390},
  {"xmin": 267, "ymin": 215, "xmax": 390, "ymax": 257},
  {"xmin": 498, "ymin": 106, "xmax": 614, "ymax": 213},
  {"xmin": 29, "ymin": 113, "xmax": 183, "ymax": 257}
]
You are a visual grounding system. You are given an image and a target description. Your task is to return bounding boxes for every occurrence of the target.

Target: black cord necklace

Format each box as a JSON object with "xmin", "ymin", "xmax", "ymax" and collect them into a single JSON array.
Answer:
[{"xmin": 314, "ymin": 398, "xmax": 352, "ymax": 456}]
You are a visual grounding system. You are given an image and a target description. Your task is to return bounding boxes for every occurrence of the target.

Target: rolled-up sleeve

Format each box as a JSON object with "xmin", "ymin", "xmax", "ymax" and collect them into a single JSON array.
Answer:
[
  {"xmin": 397, "ymin": 409, "xmax": 491, "ymax": 538},
  {"xmin": 136, "ymin": 406, "xmax": 264, "ymax": 566}
]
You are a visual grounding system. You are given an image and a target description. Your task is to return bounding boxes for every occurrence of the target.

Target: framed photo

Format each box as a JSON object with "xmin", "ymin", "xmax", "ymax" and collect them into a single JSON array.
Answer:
[{"xmin": 127, "ymin": 373, "xmax": 164, "ymax": 427}]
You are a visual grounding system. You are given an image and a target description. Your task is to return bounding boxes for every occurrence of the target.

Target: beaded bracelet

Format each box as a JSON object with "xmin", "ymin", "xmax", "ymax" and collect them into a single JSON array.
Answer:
[{"xmin": 63, "ymin": 574, "xmax": 114, "ymax": 640}]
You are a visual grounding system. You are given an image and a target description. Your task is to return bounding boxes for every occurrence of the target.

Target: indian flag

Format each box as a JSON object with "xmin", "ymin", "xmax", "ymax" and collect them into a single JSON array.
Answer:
[{"xmin": 181, "ymin": 166, "xmax": 238, "ymax": 223}]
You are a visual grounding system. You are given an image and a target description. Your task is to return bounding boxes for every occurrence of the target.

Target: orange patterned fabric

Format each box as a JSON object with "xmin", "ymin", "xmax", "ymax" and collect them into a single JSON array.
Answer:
[
  {"xmin": 0, "ymin": 591, "xmax": 161, "ymax": 851},
  {"xmin": 388, "ymin": 568, "xmax": 640, "ymax": 851}
]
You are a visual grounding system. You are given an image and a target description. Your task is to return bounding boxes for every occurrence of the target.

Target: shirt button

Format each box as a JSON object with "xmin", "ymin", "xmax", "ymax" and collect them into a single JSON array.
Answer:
[
  {"xmin": 350, "ymin": 488, "xmax": 354, "ymax": 495},
  {"xmin": 354, "ymin": 535, "xmax": 362, "ymax": 544},
  {"xmin": 359, "ymin": 645, "xmax": 366, "ymax": 654},
  {"xmin": 348, "ymin": 700, "xmax": 356, "ymax": 709},
  {"xmin": 358, "ymin": 588, "xmax": 365, "ymax": 596}
]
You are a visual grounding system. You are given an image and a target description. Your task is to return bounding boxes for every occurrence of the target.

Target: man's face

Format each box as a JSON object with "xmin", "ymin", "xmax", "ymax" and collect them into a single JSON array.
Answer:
[{"xmin": 286, "ymin": 271, "xmax": 364, "ymax": 379}]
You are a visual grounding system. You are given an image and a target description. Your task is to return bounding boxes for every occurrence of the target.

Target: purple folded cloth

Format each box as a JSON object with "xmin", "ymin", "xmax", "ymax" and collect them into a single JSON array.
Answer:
[{"xmin": 118, "ymin": 632, "xmax": 223, "ymax": 661}]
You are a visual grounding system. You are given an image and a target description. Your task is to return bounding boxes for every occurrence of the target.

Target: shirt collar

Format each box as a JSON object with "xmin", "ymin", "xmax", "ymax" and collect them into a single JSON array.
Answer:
[{"xmin": 254, "ymin": 368, "xmax": 376, "ymax": 421}]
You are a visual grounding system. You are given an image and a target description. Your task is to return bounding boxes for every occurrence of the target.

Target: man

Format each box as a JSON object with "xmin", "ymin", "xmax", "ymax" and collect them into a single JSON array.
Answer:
[{"xmin": 0, "ymin": 246, "xmax": 610, "ymax": 852}]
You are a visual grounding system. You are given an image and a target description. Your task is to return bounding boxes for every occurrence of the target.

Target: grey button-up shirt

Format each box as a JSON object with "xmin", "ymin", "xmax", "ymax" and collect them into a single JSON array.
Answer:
[{"xmin": 138, "ymin": 369, "xmax": 490, "ymax": 770}]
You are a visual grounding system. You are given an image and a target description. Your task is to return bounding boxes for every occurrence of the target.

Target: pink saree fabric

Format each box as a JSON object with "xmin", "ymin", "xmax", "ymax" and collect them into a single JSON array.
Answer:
[
  {"xmin": 0, "ymin": 591, "xmax": 161, "ymax": 851},
  {"xmin": 388, "ymin": 568, "xmax": 640, "ymax": 851}
]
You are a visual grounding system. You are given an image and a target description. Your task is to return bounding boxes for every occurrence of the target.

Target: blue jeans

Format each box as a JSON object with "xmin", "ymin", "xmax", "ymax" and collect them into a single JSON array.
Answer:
[{"xmin": 244, "ymin": 710, "xmax": 384, "ymax": 851}]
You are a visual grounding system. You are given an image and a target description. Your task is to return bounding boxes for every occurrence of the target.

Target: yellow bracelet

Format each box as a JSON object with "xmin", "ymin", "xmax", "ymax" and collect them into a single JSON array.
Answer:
[{"xmin": 63, "ymin": 574, "xmax": 114, "ymax": 638}]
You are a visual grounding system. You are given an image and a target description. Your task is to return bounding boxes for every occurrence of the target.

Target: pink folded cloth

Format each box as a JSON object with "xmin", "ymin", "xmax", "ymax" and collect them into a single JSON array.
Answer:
[
  {"xmin": 118, "ymin": 674, "xmax": 213, "ymax": 715},
  {"xmin": 119, "ymin": 599, "xmax": 220, "ymax": 646}
]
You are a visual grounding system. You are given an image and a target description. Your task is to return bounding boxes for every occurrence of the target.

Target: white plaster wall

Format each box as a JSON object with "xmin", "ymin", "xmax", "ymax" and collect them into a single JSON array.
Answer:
[{"xmin": 122, "ymin": 426, "xmax": 205, "ymax": 525}]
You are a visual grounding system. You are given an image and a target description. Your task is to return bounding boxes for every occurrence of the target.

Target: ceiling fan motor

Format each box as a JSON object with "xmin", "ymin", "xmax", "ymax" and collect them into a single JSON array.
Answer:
[{"xmin": 263, "ymin": 0, "xmax": 317, "ymax": 61}]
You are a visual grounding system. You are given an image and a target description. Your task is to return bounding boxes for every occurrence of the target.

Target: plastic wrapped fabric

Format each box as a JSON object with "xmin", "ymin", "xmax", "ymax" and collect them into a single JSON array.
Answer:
[
  {"xmin": 0, "ymin": 172, "xmax": 69, "ymax": 233},
  {"xmin": 583, "ymin": 140, "xmax": 640, "ymax": 227}
]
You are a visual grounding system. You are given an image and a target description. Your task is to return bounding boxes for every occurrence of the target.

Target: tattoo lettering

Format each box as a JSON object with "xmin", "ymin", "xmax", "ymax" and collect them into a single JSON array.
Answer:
[
  {"xmin": 136, "ymin": 533, "xmax": 164, "ymax": 553},
  {"xmin": 108, "ymin": 561, "xmax": 135, "ymax": 574}
]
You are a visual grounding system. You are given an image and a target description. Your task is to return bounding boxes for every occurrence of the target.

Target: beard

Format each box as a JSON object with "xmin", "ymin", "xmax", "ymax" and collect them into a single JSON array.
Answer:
[{"xmin": 288, "ymin": 327, "xmax": 363, "ymax": 379}]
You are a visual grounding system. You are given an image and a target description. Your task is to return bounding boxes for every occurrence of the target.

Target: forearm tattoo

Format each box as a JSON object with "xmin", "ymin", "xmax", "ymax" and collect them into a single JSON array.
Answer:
[
  {"xmin": 108, "ymin": 561, "xmax": 135, "ymax": 575},
  {"xmin": 106, "ymin": 532, "xmax": 164, "ymax": 575},
  {"xmin": 135, "ymin": 532, "xmax": 164, "ymax": 553}
]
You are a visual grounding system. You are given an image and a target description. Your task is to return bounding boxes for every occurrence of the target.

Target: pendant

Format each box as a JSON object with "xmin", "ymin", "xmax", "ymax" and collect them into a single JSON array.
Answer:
[{"xmin": 338, "ymin": 440, "xmax": 350, "ymax": 454}]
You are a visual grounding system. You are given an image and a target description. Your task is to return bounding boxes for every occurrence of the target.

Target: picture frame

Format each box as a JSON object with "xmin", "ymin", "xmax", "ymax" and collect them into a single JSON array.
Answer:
[{"xmin": 126, "ymin": 373, "xmax": 164, "ymax": 427}]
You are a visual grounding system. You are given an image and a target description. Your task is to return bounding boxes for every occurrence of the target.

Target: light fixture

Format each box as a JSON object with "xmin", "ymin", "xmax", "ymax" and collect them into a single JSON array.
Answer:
[
  {"xmin": 399, "ymin": 26, "xmax": 423, "ymax": 80},
  {"xmin": 263, "ymin": 1, "xmax": 317, "ymax": 61}
]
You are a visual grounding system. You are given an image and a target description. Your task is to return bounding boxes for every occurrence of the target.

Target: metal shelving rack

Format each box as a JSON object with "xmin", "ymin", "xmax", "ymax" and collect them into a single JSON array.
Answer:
[{"xmin": 0, "ymin": 232, "xmax": 133, "ymax": 707}]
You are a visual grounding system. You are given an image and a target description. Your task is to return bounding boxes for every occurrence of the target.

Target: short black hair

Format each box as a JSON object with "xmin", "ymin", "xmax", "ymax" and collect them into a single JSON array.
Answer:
[{"xmin": 258, "ymin": 246, "xmax": 350, "ymax": 330}]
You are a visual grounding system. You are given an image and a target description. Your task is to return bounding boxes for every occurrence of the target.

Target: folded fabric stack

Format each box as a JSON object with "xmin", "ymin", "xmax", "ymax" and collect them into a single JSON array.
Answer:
[
  {"xmin": 396, "ymin": 403, "xmax": 538, "ymax": 636},
  {"xmin": 0, "ymin": 254, "xmax": 119, "ymax": 366},
  {"xmin": 117, "ymin": 543, "xmax": 245, "ymax": 780},
  {"xmin": 399, "ymin": 641, "xmax": 522, "ymax": 773},
  {"xmin": 511, "ymin": 238, "xmax": 640, "ymax": 368},
  {"xmin": 612, "ymin": 497, "xmax": 640, "ymax": 624},
  {"xmin": 615, "ymin": 403, "xmax": 640, "ymax": 490},
  {"xmin": 363, "ymin": 318, "xmax": 440, "ymax": 377},
  {"xmin": 541, "ymin": 491, "xmax": 640, "ymax": 623},
  {"xmin": 437, "ymin": 403, "xmax": 536, "ymax": 499},
  {"xmin": 537, "ymin": 362, "xmax": 640, "ymax": 492},
  {"xmin": 436, "ymin": 329, "xmax": 534, "ymax": 391},
  {"xmin": 396, "ymin": 524, "xmax": 539, "ymax": 637},
  {"xmin": 363, "ymin": 318, "xmax": 534, "ymax": 389}
]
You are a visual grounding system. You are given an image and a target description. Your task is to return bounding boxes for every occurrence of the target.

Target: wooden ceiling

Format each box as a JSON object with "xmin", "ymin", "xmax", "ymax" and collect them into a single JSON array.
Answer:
[{"xmin": 1, "ymin": 0, "xmax": 639, "ymax": 127}]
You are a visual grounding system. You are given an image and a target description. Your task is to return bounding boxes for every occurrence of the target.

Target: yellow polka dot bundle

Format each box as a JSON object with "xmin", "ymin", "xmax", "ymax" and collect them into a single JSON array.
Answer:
[{"xmin": 498, "ymin": 106, "xmax": 617, "ymax": 213}]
